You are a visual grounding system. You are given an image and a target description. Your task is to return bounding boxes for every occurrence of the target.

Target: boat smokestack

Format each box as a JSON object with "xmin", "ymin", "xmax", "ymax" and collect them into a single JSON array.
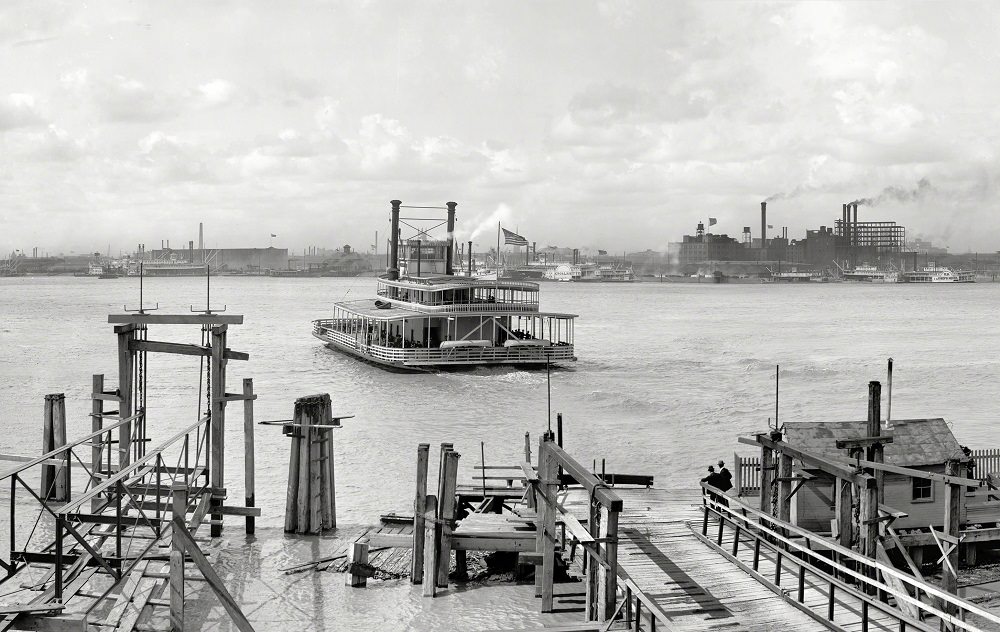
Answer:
[
  {"xmin": 199, "ymin": 222, "xmax": 204, "ymax": 262},
  {"xmin": 760, "ymin": 201, "xmax": 767, "ymax": 249},
  {"xmin": 388, "ymin": 200, "xmax": 401, "ymax": 280},
  {"xmin": 467, "ymin": 240, "xmax": 473, "ymax": 277},
  {"xmin": 445, "ymin": 201, "xmax": 456, "ymax": 275}
]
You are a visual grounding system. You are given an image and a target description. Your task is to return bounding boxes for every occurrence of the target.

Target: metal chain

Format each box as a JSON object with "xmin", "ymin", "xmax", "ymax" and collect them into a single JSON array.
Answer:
[
  {"xmin": 770, "ymin": 477, "xmax": 779, "ymax": 516},
  {"xmin": 851, "ymin": 491, "xmax": 860, "ymax": 548},
  {"xmin": 204, "ymin": 327, "xmax": 211, "ymax": 419}
]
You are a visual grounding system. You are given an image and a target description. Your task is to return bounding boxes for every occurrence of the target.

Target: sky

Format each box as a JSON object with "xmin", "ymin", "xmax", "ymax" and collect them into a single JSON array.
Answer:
[{"xmin": 3, "ymin": 0, "xmax": 1000, "ymax": 256}]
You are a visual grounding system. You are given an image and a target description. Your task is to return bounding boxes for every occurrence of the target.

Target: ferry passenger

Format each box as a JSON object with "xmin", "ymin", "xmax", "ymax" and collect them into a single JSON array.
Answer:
[{"xmin": 716, "ymin": 460, "xmax": 733, "ymax": 493}]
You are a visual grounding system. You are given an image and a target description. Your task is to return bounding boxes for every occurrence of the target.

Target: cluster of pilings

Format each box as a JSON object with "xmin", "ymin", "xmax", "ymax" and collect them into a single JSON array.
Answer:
[{"xmin": 283, "ymin": 394, "xmax": 338, "ymax": 534}]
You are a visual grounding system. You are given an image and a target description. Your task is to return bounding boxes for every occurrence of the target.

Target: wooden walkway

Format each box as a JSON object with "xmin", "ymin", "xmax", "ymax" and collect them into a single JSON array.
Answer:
[{"xmin": 560, "ymin": 487, "xmax": 827, "ymax": 631}]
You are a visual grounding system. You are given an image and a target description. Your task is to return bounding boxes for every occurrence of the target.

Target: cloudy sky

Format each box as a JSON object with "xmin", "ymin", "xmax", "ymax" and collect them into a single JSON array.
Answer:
[{"xmin": 3, "ymin": 1, "xmax": 1000, "ymax": 255}]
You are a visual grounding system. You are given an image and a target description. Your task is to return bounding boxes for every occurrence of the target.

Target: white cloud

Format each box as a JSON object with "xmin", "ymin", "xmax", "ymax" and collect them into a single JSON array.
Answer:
[
  {"xmin": 0, "ymin": 93, "xmax": 44, "ymax": 130},
  {"xmin": 197, "ymin": 79, "xmax": 236, "ymax": 107}
]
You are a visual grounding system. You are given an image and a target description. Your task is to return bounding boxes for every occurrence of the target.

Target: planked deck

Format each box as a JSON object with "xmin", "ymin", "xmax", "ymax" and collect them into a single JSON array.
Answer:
[{"xmin": 560, "ymin": 488, "xmax": 829, "ymax": 631}]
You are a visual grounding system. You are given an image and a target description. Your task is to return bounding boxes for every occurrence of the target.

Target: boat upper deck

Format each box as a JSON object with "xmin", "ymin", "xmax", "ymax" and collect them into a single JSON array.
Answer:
[
  {"xmin": 330, "ymin": 298, "xmax": 576, "ymax": 320},
  {"xmin": 375, "ymin": 274, "xmax": 544, "ymax": 312}
]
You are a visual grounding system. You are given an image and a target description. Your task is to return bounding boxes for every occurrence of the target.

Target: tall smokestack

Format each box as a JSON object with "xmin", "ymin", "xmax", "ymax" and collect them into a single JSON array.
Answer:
[
  {"xmin": 467, "ymin": 240, "xmax": 473, "ymax": 277},
  {"xmin": 445, "ymin": 201, "xmax": 456, "ymax": 275},
  {"xmin": 852, "ymin": 202, "xmax": 859, "ymax": 262},
  {"xmin": 189, "ymin": 240, "xmax": 194, "ymax": 263},
  {"xmin": 388, "ymin": 200, "xmax": 401, "ymax": 280},
  {"xmin": 760, "ymin": 201, "xmax": 767, "ymax": 249},
  {"xmin": 199, "ymin": 223, "xmax": 204, "ymax": 262}
]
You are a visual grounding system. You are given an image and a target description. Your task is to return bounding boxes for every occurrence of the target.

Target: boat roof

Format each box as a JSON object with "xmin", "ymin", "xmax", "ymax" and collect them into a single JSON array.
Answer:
[
  {"xmin": 333, "ymin": 299, "xmax": 576, "ymax": 320},
  {"xmin": 379, "ymin": 274, "xmax": 539, "ymax": 292}
]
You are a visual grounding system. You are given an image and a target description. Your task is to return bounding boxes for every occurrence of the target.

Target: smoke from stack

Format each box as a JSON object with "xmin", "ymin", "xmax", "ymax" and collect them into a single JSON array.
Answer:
[{"xmin": 853, "ymin": 178, "xmax": 933, "ymax": 207}]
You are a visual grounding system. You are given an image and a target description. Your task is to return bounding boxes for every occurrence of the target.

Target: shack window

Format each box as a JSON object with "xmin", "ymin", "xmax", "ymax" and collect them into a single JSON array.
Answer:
[{"xmin": 912, "ymin": 478, "xmax": 933, "ymax": 502}]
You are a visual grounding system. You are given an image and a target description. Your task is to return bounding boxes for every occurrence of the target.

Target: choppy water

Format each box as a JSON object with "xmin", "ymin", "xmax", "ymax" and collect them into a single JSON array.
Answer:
[{"xmin": 1, "ymin": 276, "xmax": 998, "ymax": 629}]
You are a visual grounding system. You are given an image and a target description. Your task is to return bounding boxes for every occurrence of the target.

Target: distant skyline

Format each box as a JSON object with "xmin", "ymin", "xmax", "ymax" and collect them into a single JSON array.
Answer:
[{"xmin": 4, "ymin": 1, "xmax": 1000, "ymax": 254}]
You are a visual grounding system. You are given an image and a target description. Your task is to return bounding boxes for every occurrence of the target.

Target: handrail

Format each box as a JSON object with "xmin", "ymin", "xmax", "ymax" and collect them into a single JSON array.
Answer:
[
  {"xmin": 56, "ymin": 415, "xmax": 210, "ymax": 515},
  {"xmin": 700, "ymin": 482, "xmax": 1000, "ymax": 629},
  {"xmin": 0, "ymin": 411, "xmax": 144, "ymax": 481}
]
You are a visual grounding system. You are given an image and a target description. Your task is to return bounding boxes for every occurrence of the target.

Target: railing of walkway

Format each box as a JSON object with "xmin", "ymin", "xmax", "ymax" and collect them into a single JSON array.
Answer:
[
  {"xmin": 698, "ymin": 482, "xmax": 1000, "ymax": 632},
  {"xmin": 0, "ymin": 413, "xmax": 210, "ymax": 607}
]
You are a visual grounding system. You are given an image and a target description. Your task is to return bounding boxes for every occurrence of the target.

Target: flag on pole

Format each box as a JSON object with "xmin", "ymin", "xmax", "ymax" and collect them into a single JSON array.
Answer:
[
  {"xmin": 502, "ymin": 228, "xmax": 528, "ymax": 246},
  {"xmin": 708, "ymin": 218, "xmax": 717, "ymax": 226},
  {"xmin": 270, "ymin": 233, "xmax": 277, "ymax": 237},
  {"xmin": 767, "ymin": 225, "xmax": 773, "ymax": 229},
  {"xmin": 598, "ymin": 249, "xmax": 608, "ymax": 255}
]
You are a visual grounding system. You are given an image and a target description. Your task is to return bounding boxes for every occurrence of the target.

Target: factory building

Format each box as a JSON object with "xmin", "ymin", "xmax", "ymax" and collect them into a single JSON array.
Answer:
[{"xmin": 146, "ymin": 247, "xmax": 289, "ymax": 273}]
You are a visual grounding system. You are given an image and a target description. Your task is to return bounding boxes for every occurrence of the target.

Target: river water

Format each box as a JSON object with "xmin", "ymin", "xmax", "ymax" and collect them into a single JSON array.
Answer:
[{"xmin": 1, "ymin": 276, "xmax": 998, "ymax": 629}]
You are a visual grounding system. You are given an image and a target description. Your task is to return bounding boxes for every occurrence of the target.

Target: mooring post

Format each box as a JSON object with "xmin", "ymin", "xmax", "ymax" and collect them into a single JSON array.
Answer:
[
  {"xmin": 867, "ymin": 381, "xmax": 884, "ymax": 504},
  {"xmin": 422, "ymin": 494, "xmax": 439, "ymax": 597},
  {"xmin": 598, "ymin": 503, "xmax": 619, "ymax": 621},
  {"xmin": 320, "ymin": 401, "xmax": 336, "ymax": 529},
  {"xmin": 41, "ymin": 393, "xmax": 69, "ymax": 502},
  {"xmin": 209, "ymin": 324, "xmax": 228, "ymax": 537},
  {"xmin": 242, "ymin": 378, "xmax": 255, "ymax": 534},
  {"xmin": 284, "ymin": 394, "xmax": 337, "ymax": 534},
  {"xmin": 170, "ymin": 482, "xmax": 189, "ymax": 632},
  {"xmin": 437, "ymin": 450, "xmax": 461, "ymax": 588},
  {"xmin": 347, "ymin": 540, "xmax": 370, "ymax": 588},
  {"xmin": 284, "ymin": 407, "xmax": 302, "ymax": 533},
  {"xmin": 411, "ymin": 443, "xmax": 430, "ymax": 583}
]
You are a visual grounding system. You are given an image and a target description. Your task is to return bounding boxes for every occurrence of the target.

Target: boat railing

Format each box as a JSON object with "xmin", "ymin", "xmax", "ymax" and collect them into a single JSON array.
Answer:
[
  {"xmin": 312, "ymin": 320, "xmax": 574, "ymax": 364},
  {"xmin": 372, "ymin": 295, "xmax": 540, "ymax": 313}
]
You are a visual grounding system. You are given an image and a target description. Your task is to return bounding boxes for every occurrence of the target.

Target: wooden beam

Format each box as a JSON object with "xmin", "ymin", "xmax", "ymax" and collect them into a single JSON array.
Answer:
[
  {"xmin": 1, "ymin": 615, "xmax": 84, "ymax": 631},
  {"xmin": 411, "ymin": 444, "xmax": 429, "ymax": 584},
  {"xmin": 242, "ymin": 378, "xmax": 255, "ymax": 535},
  {"xmin": 544, "ymin": 443, "xmax": 622, "ymax": 511},
  {"xmin": 171, "ymin": 519, "xmax": 255, "ymax": 631},
  {"xmin": 108, "ymin": 314, "xmax": 244, "ymax": 325},
  {"xmin": 835, "ymin": 435, "xmax": 894, "ymax": 449},
  {"xmin": 741, "ymin": 434, "xmax": 874, "ymax": 487},
  {"xmin": 129, "ymin": 340, "xmax": 249, "ymax": 361},
  {"xmin": 854, "ymin": 459, "xmax": 980, "ymax": 487}
]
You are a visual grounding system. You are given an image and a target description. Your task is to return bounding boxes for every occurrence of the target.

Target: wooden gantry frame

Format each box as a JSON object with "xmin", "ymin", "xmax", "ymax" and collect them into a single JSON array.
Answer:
[{"xmin": 0, "ymin": 312, "xmax": 260, "ymax": 631}]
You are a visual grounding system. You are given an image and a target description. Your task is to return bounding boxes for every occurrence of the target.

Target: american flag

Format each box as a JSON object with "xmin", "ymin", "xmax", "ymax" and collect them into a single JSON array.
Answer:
[{"xmin": 502, "ymin": 228, "xmax": 528, "ymax": 246}]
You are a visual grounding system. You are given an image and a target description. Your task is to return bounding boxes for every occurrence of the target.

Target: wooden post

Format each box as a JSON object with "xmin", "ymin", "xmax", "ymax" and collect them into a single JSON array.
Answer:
[
  {"xmin": 422, "ymin": 494, "xmax": 438, "ymax": 598},
  {"xmin": 242, "ymin": 378, "xmax": 255, "ymax": 534},
  {"xmin": 411, "ymin": 443, "xmax": 429, "ymax": 583},
  {"xmin": 942, "ymin": 460, "xmax": 961, "ymax": 613},
  {"xmin": 91, "ymin": 374, "xmax": 105, "ymax": 512},
  {"xmin": 41, "ymin": 393, "xmax": 69, "ymax": 502},
  {"xmin": 209, "ymin": 325, "xmax": 227, "ymax": 537},
  {"xmin": 867, "ymin": 381, "xmax": 884, "ymax": 504},
  {"xmin": 284, "ymin": 408, "xmax": 301, "ymax": 533},
  {"xmin": 585, "ymin": 500, "xmax": 601, "ymax": 621},
  {"xmin": 285, "ymin": 394, "xmax": 336, "ymax": 534},
  {"xmin": 760, "ymin": 433, "xmax": 776, "ymax": 516},
  {"xmin": 435, "ymin": 442, "xmax": 452, "ymax": 581},
  {"xmin": 598, "ymin": 507, "xmax": 620, "ymax": 621},
  {"xmin": 170, "ymin": 483, "xmax": 188, "ymax": 632},
  {"xmin": 539, "ymin": 432, "xmax": 557, "ymax": 612},
  {"xmin": 321, "ymin": 400, "xmax": 336, "ymax": 529},
  {"xmin": 437, "ymin": 450, "xmax": 460, "ymax": 588},
  {"xmin": 777, "ymin": 451, "xmax": 792, "ymax": 522},
  {"xmin": 347, "ymin": 541, "xmax": 369, "ymax": 587},
  {"xmin": 860, "ymin": 479, "xmax": 878, "ymax": 558},
  {"xmin": 836, "ymin": 478, "xmax": 853, "ymax": 548},
  {"xmin": 115, "ymin": 324, "xmax": 136, "ymax": 470}
]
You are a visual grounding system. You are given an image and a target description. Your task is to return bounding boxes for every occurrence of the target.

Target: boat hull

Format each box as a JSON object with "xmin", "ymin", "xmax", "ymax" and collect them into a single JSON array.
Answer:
[{"xmin": 312, "ymin": 324, "xmax": 575, "ymax": 370}]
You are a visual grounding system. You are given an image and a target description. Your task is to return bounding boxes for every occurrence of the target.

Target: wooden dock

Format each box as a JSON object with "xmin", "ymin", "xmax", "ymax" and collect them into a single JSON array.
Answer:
[{"xmin": 560, "ymin": 488, "xmax": 825, "ymax": 631}]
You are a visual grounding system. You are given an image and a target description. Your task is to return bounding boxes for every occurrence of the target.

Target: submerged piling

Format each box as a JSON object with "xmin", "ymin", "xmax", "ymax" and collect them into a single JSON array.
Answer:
[{"xmin": 284, "ymin": 394, "xmax": 338, "ymax": 534}]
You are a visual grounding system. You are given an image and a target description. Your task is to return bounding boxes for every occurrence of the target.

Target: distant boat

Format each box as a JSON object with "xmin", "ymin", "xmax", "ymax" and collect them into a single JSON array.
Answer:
[
  {"xmin": 903, "ymin": 264, "xmax": 975, "ymax": 283},
  {"xmin": 843, "ymin": 265, "xmax": 899, "ymax": 283}
]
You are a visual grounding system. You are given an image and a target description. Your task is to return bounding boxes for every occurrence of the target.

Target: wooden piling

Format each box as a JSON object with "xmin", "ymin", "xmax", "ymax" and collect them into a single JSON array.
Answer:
[
  {"xmin": 868, "ymin": 381, "xmax": 884, "ymax": 504},
  {"xmin": 759, "ymin": 432, "xmax": 777, "ymax": 516},
  {"xmin": 835, "ymin": 478, "xmax": 853, "ymax": 548},
  {"xmin": 347, "ymin": 541, "xmax": 369, "ymax": 587},
  {"xmin": 115, "ymin": 324, "xmax": 136, "ymax": 470},
  {"xmin": 411, "ymin": 443, "xmax": 429, "ymax": 583},
  {"xmin": 437, "ymin": 450, "xmax": 460, "ymax": 588},
  {"xmin": 41, "ymin": 393, "xmax": 68, "ymax": 502},
  {"xmin": 422, "ymin": 494, "xmax": 438, "ymax": 597},
  {"xmin": 170, "ymin": 483, "xmax": 188, "ymax": 632},
  {"xmin": 284, "ymin": 394, "xmax": 337, "ymax": 534},
  {"xmin": 598, "ymin": 505, "xmax": 619, "ymax": 621},
  {"xmin": 242, "ymin": 378, "xmax": 255, "ymax": 534}
]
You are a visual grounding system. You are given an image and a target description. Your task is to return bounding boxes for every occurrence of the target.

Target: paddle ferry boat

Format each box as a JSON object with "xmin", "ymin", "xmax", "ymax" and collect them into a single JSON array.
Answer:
[
  {"xmin": 843, "ymin": 264, "xmax": 900, "ymax": 283},
  {"xmin": 312, "ymin": 201, "xmax": 577, "ymax": 370},
  {"xmin": 903, "ymin": 263, "xmax": 975, "ymax": 283}
]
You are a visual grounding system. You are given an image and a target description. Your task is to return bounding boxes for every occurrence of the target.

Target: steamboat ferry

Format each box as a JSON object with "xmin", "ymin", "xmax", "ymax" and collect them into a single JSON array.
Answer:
[
  {"xmin": 903, "ymin": 263, "xmax": 975, "ymax": 283},
  {"xmin": 843, "ymin": 264, "xmax": 899, "ymax": 283},
  {"xmin": 312, "ymin": 201, "xmax": 577, "ymax": 370}
]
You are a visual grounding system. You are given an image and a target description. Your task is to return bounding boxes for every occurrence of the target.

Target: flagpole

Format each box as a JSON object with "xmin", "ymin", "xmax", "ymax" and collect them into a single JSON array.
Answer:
[{"xmin": 497, "ymin": 221, "xmax": 501, "ymax": 277}]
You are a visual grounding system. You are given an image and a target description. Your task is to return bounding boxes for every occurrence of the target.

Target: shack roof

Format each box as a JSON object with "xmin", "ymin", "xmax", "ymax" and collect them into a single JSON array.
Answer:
[{"xmin": 782, "ymin": 418, "xmax": 968, "ymax": 468}]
